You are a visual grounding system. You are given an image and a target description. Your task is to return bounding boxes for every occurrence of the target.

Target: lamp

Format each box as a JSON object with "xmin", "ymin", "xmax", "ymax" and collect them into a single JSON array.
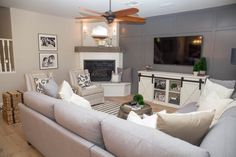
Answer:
[{"xmin": 231, "ymin": 48, "xmax": 236, "ymax": 65}]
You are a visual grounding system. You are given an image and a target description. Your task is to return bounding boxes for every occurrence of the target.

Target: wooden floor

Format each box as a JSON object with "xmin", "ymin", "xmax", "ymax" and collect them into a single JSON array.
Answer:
[
  {"xmin": 0, "ymin": 96, "xmax": 175, "ymax": 157},
  {"xmin": 0, "ymin": 113, "xmax": 44, "ymax": 157}
]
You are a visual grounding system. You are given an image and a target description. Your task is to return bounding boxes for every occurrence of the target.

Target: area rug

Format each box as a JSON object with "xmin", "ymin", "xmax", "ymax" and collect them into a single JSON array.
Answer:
[{"xmin": 92, "ymin": 101, "xmax": 122, "ymax": 116}]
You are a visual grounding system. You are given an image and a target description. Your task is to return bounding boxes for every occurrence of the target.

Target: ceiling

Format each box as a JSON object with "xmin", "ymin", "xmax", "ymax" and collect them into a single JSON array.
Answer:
[{"xmin": 0, "ymin": 0, "xmax": 235, "ymax": 18}]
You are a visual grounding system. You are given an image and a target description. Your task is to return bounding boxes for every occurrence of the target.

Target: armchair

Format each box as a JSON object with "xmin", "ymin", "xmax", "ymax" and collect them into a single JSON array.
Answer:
[{"xmin": 69, "ymin": 68, "xmax": 104, "ymax": 105}]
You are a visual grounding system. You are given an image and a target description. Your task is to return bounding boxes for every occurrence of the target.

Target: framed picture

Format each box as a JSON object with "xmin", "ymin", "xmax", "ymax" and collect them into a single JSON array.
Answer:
[
  {"xmin": 39, "ymin": 53, "xmax": 58, "ymax": 70},
  {"xmin": 38, "ymin": 33, "xmax": 57, "ymax": 51}
]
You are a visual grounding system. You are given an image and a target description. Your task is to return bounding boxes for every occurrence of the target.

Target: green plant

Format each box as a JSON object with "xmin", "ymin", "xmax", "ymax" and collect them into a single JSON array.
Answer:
[
  {"xmin": 133, "ymin": 94, "xmax": 144, "ymax": 106},
  {"xmin": 198, "ymin": 57, "xmax": 207, "ymax": 71},
  {"xmin": 170, "ymin": 83, "xmax": 177, "ymax": 89},
  {"xmin": 193, "ymin": 62, "xmax": 200, "ymax": 71}
]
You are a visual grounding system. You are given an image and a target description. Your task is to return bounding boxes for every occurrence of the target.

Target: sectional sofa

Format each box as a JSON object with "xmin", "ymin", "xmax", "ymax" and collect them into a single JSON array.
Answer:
[{"xmin": 19, "ymin": 91, "xmax": 236, "ymax": 157}]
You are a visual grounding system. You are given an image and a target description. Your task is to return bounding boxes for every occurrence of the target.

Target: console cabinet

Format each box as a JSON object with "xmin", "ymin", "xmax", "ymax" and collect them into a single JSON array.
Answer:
[{"xmin": 138, "ymin": 71, "xmax": 208, "ymax": 108}]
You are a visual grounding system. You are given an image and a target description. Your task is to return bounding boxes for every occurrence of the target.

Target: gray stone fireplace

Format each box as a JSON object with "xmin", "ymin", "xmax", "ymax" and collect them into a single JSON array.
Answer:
[{"xmin": 84, "ymin": 60, "xmax": 115, "ymax": 81}]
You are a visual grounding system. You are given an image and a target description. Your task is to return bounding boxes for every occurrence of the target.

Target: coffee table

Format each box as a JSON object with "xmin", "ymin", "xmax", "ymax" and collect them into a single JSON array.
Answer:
[{"xmin": 118, "ymin": 102, "xmax": 152, "ymax": 119}]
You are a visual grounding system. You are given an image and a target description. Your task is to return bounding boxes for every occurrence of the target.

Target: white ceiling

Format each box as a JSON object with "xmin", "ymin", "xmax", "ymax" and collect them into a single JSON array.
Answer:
[{"xmin": 0, "ymin": 0, "xmax": 235, "ymax": 18}]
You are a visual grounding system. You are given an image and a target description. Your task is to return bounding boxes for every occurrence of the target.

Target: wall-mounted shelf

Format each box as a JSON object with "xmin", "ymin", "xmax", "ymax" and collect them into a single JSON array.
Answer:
[{"xmin": 74, "ymin": 46, "xmax": 122, "ymax": 53}]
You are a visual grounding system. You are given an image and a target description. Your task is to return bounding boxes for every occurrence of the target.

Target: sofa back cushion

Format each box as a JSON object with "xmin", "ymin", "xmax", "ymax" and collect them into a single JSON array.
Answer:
[
  {"xmin": 54, "ymin": 104, "xmax": 109, "ymax": 148},
  {"xmin": 101, "ymin": 116, "xmax": 210, "ymax": 157},
  {"xmin": 24, "ymin": 91, "xmax": 65, "ymax": 120},
  {"xmin": 200, "ymin": 116, "xmax": 236, "ymax": 157}
]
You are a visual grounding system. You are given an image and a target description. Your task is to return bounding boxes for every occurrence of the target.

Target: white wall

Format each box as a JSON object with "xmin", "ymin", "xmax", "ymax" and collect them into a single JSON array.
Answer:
[
  {"xmin": 82, "ymin": 22, "xmax": 119, "ymax": 47},
  {"xmin": 0, "ymin": 8, "xmax": 81, "ymax": 103}
]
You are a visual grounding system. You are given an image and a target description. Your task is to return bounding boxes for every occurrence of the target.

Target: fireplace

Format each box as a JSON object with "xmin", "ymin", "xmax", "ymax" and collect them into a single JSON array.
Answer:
[{"xmin": 84, "ymin": 60, "xmax": 115, "ymax": 81}]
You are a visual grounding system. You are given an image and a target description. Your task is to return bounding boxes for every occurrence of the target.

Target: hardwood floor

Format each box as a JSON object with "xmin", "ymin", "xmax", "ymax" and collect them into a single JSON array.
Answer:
[
  {"xmin": 0, "ymin": 96, "xmax": 175, "ymax": 157},
  {"xmin": 0, "ymin": 113, "xmax": 43, "ymax": 157}
]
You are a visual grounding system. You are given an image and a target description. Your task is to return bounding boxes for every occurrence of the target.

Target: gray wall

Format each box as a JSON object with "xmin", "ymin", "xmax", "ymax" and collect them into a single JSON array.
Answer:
[
  {"xmin": 120, "ymin": 4, "xmax": 236, "ymax": 93},
  {"xmin": 0, "ymin": 6, "xmax": 12, "ymax": 38}
]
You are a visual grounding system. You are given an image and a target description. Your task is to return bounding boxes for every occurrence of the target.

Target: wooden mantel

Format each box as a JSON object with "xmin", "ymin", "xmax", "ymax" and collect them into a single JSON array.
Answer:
[{"xmin": 74, "ymin": 46, "xmax": 122, "ymax": 53}]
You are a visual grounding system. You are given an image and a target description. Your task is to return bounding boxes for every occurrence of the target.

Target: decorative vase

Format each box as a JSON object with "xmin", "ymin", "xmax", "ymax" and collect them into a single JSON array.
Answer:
[
  {"xmin": 193, "ymin": 71, "xmax": 199, "ymax": 76},
  {"xmin": 199, "ymin": 71, "xmax": 206, "ymax": 75}
]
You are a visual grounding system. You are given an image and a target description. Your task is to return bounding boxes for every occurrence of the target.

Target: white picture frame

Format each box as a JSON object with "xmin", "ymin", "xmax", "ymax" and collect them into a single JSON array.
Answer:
[
  {"xmin": 38, "ymin": 33, "xmax": 58, "ymax": 51},
  {"xmin": 39, "ymin": 53, "xmax": 58, "ymax": 70}
]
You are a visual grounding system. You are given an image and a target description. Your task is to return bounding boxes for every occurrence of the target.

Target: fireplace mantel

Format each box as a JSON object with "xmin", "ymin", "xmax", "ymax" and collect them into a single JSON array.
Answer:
[{"xmin": 74, "ymin": 46, "xmax": 122, "ymax": 53}]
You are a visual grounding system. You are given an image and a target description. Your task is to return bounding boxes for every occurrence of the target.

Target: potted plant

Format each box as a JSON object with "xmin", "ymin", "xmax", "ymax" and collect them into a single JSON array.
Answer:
[
  {"xmin": 133, "ymin": 94, "xmax": 145, "ymax": 106},
  {"xmin": 193, "ymin": 62, "xmax": 199, "ymax": 76},
  {"xmin": 198, "ymin": 57, "xmax": 207, "ymax": 75}
]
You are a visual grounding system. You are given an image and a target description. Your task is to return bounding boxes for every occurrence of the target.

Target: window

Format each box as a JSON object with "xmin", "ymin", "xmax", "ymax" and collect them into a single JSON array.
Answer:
[{"xmin": 0, "ymin": 38, "xmax": 14, "ymax": 72}]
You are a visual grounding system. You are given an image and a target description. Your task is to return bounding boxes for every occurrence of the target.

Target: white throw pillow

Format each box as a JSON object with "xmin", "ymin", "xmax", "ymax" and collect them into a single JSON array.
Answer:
[
  {"xmin": 58, "ymin": 81, "xmax": 74, "ymax": 102},
  {"xmin": 70, "ymin": 93, "xmax": 91, "ymax": 109},
  {"xmin": 198, "ymin": 92, "xmax": 233, "ymax": 125},
  {"xmin": 198, "ymin": 79, "xmax": 234, "ymax": 106},
  {"xmin": 127, "ymin": 110, "xmax": 166, "ymax": 129},
  {"xmin": 111, "ymin": 72, "xmax": 121, "ymax": 83},
  {"xmin": 157, "ymin": 110, "xmax": 215, "ymax": 145}
]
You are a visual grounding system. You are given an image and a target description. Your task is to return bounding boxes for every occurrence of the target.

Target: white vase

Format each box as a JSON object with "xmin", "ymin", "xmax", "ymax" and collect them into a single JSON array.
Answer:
[
  {"xmin": 199, "ymin": 71, "xmax": 206, "ymax": 75},
  {"xmin": 193, "ymin": 71, "xmax": 198, "ymax": 76}
]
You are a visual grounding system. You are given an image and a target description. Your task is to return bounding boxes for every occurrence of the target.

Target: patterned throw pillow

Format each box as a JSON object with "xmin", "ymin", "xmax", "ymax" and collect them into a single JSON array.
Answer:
[
  {"xmin": 77, "ymin": 73, "xmax": 91, "ymax": 88},
  {"xmin": 34, "ymin": 77, "xmax": 50, "ymax": 93}
]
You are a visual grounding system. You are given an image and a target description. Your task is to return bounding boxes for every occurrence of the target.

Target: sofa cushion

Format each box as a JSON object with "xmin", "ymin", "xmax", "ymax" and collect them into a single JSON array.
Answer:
[
  {"xmin": 42, "ymin": 78, "xmax": 59, "ymax": 98},
  {"xmin": 200, "ymin": 116, "xmax": 236, "ymax": 157},
  {"xmin": 221, "ymin": 105, "xmax": 236, "ymax": 118},
  {"xmin": 54, "ymin": 104, "xmax": 110, "ymax": 148},
  {"xmin": 176, "ymin": 102, "xmax": 198, "ymax": 113},
  {"xmin": 210, "ymin": 78, "xmax": 236, "ymax": 99},
  {"xmin": 90, "ymin": 146, "xmax": 115, "ymax": 157},
  {"xmin": 24, "ymin": 91, "xmax": 66, "ymax": 120},
  {"xmin": 70, "ymin": 93, "xmax": 91, "ymax": 109},
  {"xmin": 58, "ymin": 80, "xmax": 74, "ymax": 102},
  {"xmin": 101, "ymin": 116, "xmax": 210, "ymax": 157},
  {"xmin": 157, "ymin": 110, "xmax": 215, "ymax": 145},
  {"xmin": 80, "ymin": 86, "xmax": 103, "ymax": 96},
  {"xmin": 198, "ymin": 79, "xmax": 234, "ymax": 106},
  {"xmin": 198, "ymin": 92, "xmax": 233, "ymax": 125}
]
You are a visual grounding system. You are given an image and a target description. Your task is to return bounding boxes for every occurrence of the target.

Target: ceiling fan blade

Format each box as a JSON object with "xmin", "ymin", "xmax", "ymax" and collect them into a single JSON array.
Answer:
[
  {"xmin": 114, "ymin": 8, "xmax": 139, "ymax": 17},
  {"xmin": 75, "ymin": 16, "xmax": 104, "ymax": 20},
  {"xmin": 79, "ymin": 7, "xmax": 103, "ymax": 15},
  {"xmin": 117, "ymin": 16, "xmax": 145, "ymax": 23}
]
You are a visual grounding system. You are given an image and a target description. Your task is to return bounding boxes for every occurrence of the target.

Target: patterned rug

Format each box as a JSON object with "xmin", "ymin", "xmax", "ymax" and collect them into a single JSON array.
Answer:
[{"xmin": 92, "ymin": 101, "xmax": 122, "ymax": 116}]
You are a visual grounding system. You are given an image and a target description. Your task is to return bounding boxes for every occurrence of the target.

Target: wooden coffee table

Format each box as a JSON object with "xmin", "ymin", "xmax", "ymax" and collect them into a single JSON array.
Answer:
[{"xmin": 118, "ymin": 102, "xmax": 152, "ymax": 119}]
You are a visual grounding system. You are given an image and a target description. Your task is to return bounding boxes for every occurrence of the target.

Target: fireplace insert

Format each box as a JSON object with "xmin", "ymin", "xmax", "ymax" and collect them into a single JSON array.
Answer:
[{"xmin": 84, "ymin": 60, "xmax": 115, "ymax": 81}]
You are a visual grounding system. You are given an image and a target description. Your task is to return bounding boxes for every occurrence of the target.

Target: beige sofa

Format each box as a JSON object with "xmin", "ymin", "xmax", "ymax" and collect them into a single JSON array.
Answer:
[{"xmin": 19, "ymin": 91, "xmax": 236, "ymax": 157}]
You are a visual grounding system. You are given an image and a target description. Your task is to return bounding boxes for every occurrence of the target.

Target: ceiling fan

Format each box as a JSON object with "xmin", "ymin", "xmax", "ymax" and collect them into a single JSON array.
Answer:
[{"xmin": 75, "ymin": 0, "xmax": 145, "ymax": 24}]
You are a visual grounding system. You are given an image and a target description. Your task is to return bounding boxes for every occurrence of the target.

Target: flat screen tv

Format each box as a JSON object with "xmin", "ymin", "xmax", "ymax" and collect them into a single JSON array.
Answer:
[{"xmin": 154, "ymin": 35, "xmax": 203, "ymax": 65}]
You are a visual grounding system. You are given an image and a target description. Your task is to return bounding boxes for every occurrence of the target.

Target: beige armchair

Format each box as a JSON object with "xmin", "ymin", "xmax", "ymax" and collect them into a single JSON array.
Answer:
[
  {"xmin": 25, "ymin": 71, "xmax": 53, "ymax": 91},
  {"xmin": 69, "ymin": 68, "xmax": 104, "ymax": 105}
]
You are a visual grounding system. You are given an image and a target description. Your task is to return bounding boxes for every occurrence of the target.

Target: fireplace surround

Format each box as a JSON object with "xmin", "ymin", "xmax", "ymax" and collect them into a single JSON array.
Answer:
[{"xmin": 84, "ymin": 60, "xmax": 115, "ymax": 81}]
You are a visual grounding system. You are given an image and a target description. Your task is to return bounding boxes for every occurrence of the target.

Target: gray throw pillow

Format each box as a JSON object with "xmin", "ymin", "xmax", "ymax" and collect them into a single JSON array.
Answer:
[
  {"xmin": 210, "ymin": 78, "xmax": 236, "ymax": 99},
  {"xmin": 117, "ymin": 67, "xmax": 132, "ymax": 82},
  {"xmin": 42, "ymin": 79, "xmax": 59, "ymax": 98}
]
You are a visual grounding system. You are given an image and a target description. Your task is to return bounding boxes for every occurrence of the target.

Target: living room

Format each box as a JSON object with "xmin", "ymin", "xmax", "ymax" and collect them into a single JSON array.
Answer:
[{"xmin": 0, "ymin": 0, "xmax": 236, "ymax": 157}]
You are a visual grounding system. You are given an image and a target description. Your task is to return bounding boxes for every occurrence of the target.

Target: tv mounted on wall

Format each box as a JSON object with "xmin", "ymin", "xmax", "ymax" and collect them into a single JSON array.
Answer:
[{"xmin": 154, "ymin": 35, "xmax": 203, "ymax": 66}]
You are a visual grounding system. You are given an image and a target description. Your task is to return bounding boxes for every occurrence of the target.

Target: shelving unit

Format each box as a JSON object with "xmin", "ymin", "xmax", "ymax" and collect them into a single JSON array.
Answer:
[{"xmin": 138, "ymin": 70, "xmax": 208, "ymax": 108}]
